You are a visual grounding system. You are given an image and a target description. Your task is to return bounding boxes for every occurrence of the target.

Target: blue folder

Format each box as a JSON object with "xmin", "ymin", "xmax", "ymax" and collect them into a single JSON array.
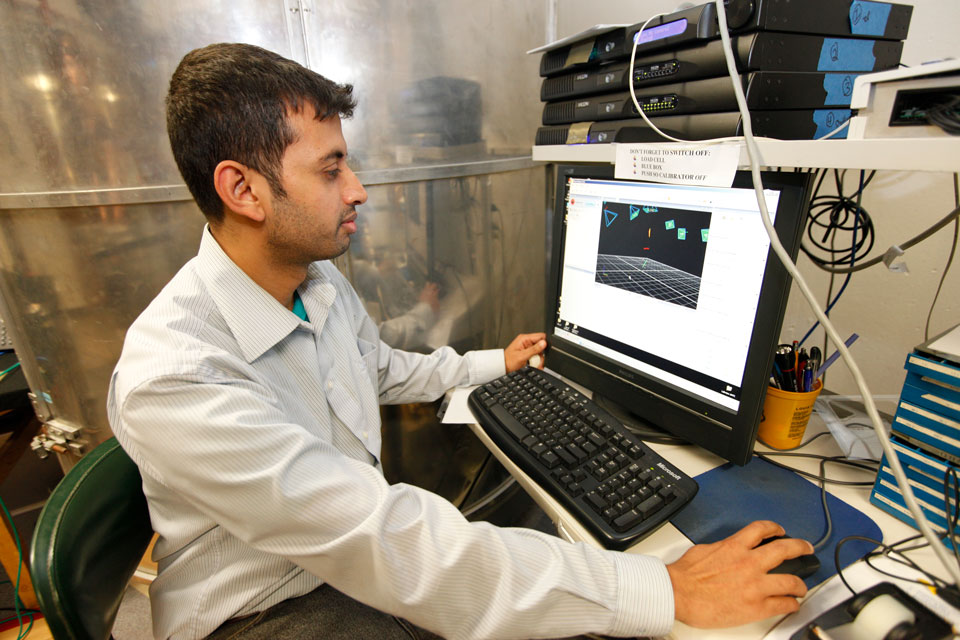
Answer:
[{"xmin": 670, "ymin": 456, "xmax": 881, "ymax": 587}]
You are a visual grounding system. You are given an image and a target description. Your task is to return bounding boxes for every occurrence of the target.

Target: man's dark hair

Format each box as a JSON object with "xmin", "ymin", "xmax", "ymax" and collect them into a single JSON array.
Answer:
[{"xmin": 166, "ymin": 43, "xmax": 356, "ymax": 223}]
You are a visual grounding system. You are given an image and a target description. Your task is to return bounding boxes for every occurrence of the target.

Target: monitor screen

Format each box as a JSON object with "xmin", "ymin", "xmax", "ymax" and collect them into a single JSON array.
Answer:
[{"xmin": 546, "ymin": 164, "xmax": 812, "ymax": 465}]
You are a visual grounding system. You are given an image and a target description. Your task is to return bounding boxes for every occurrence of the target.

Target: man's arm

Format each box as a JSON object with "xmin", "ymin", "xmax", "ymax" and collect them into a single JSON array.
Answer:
[
  {"xmin": 116, "ymin": 372, "xmax": 675, "ymax": 639},
  {"xmin": 372, "ymin": 329, "xmax": 547, "ymax": 405}
]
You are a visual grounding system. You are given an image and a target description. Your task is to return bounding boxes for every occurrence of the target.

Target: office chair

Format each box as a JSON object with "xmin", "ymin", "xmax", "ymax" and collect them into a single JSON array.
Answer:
[{"xmin": 30, "ymin": 437, "xmax": 154, "ymax": 640}]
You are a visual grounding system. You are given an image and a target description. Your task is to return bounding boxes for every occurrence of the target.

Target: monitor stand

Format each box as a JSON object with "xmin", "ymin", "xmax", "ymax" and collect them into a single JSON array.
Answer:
[{"xmin": 592, "ymin": 392, "xmax": 690, "ymax": 446}]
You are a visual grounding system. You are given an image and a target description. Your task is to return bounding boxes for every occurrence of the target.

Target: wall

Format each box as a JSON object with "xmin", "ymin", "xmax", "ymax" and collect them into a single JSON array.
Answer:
[
  {"xmin": 0, "ymin": 0, "xmax": 549, "ymax": 462},
  {"xmin": 554, "ymin": 0, "xmax": 960, "ymax": 396}
]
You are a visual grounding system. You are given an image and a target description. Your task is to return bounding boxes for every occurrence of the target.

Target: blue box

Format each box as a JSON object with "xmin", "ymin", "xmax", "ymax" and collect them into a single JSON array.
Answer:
[
  {"xmin": 870, "ymin": 439, "xmax": 960, "ymax": 545},
  {"xmin": 891, "ymin": 398, "xmax": 960, "ymax": 464}
]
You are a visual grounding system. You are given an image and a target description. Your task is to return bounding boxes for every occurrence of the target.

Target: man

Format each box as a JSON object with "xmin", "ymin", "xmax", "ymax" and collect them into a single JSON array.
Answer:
[{"xmin": 108, "ymin": 43, "xmax": 812, "ymax": 640}]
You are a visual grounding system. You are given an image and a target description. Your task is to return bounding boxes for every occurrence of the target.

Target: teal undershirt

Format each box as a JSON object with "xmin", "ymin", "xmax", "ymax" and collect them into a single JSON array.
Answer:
[{"xmin": 292, "ymin": 291, "xmax": 309, "ymax": 322}]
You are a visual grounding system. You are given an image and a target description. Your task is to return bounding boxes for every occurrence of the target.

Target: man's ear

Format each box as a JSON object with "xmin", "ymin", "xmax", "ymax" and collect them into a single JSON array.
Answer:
[{"xmin": 213, "ymin": 160, "xmax": 267, "ymax": 223}]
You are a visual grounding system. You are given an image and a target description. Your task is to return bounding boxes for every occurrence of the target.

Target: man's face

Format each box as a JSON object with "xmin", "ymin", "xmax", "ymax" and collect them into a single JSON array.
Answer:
[{"xmin": 265, "ymin": 106, "xmax": 367, "ymax": 265}]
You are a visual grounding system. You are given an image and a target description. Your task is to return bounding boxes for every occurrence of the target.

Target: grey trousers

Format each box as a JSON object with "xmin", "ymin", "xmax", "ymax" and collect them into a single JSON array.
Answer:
[{"xmin": 205, "ymin": 584, "xmax": 443, "ymax": 639}]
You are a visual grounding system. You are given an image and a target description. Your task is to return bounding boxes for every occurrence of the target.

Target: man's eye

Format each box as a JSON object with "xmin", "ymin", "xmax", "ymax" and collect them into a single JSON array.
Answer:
[{"xmin": 326, "ymin": 169, "xmax": 341, "ymax": 179}]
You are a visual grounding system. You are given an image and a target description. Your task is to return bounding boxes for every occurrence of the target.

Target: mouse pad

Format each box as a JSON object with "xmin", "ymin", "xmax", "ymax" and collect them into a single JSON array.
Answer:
[{"xmin": 670, "ymin": 456, "xmax": 881, "ymax": 588}]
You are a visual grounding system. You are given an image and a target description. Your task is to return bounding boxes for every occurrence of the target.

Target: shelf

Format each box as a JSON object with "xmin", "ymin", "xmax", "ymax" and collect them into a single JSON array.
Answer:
[{"xmin": 532, "ymin": 137, "xmax": 960, "ymax": 172}]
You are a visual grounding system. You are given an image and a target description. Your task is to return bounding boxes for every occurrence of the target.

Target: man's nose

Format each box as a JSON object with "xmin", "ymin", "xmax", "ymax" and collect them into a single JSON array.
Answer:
[{"xmin": 343, "ymin": 167, "xmax": 367, "ymax": 205}]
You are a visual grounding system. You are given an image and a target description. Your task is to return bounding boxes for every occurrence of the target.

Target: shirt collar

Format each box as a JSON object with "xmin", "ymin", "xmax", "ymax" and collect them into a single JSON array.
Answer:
[{"xmin": 195, "ymin": 226, "xmax": 336, "ymax": 363}]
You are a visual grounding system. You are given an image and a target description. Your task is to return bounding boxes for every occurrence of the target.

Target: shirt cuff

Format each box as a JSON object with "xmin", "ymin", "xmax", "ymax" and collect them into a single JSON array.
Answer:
[
  {"xmin": 608, "ymin": 553, "xmax": 675, "ymax": 638},
  {"xmin": 465, "ymin": 349, "xmax": 506, "ymax": 385}
]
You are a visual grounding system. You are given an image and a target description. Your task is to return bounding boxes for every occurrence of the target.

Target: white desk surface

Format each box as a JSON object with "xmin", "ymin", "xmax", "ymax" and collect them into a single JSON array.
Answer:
[{"xmin": 446, "ymin": 384, "xmax": 959, "ymax": 639}]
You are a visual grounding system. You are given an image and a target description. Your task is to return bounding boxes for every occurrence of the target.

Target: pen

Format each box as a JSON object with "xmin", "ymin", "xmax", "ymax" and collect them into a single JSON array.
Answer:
[
  {"xmin": 775, "ymin": 345, "xmax": 798, "ymax": 392},
  {"xmin": 809, "ymin": 346, "xmax": 822, "ymax": 375},
  {"xmin": 803, "ymin": 361, "xmax": 815, "ymax": 392},
  {"xmin": 815, "ymin": 333, "xmax": 860, "ymax": 380},
  {"xmin": 796, "ymin": 348, "xmax": 808, "ymax": 390},
  {"xmin": 771, "ymin": 361, "xmax": 787, "ymax": 390}
]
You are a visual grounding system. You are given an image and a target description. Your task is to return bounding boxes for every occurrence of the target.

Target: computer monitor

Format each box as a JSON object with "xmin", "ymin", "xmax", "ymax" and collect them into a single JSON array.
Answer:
[{"xmin": 546, "ymin": 164, "xmax": 812, "ymax": 465}]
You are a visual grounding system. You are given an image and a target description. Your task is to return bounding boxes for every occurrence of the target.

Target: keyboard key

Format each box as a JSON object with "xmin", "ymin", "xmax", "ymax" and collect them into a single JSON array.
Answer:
[
  {"xmin": 636, "ymin": 495, "xmax": 664, "ymax": 517},
  {"xmin": 613, "ymin": 509, "xmax": 643, "ymax": 531}
]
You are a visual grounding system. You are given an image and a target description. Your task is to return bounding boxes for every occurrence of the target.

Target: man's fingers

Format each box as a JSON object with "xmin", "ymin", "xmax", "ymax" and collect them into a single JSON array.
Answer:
[
  {"xmin": 515, "ymin": 332, "xmax": 546, "ymax": 349},
  {"xmin": 756, "ymin": 538, "xmax": 816, "ymax": 572},
  {"xmin": 763, "ymin": 573, "xmax": 808, "ymax": 598},
  {"xmin": 760, "ymin": 595, "xmax": 803, "ymax": 619},
  {"xmin": 523, "ymin": 340, "xmax": 547, "ymax": 357},
  {"xmin": 730, "ymin": 520, "xmax": 785, "ymax": 548}
]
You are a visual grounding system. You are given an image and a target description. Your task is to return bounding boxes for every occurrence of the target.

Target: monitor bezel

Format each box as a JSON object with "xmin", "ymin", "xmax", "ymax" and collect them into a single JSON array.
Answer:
[{"xmin": 546, "ymin": 164, "xmax": 812, "ymax": 465}]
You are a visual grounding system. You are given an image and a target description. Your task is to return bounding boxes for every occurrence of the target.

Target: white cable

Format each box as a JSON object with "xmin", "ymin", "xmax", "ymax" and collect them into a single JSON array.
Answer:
[
  {"xmin": 627, "ymin": 12, "xmax": 851, "ymax": 144},
  {"xmin": 711, "ymin": 0, "xmax": 960, "ymax": 586},
  {"xmin": 816, "ymin": 118, "xmax": 850, "ymax": 140},
  {"xmin": 628, "ymin": 13, "xmax": 743, "ymax": 144}
]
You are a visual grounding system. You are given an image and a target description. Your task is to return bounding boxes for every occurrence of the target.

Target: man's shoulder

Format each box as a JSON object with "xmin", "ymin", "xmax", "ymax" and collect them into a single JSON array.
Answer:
[{"xmin": 114, "ymin": 260, "xmax": 243, "ymax": 388}]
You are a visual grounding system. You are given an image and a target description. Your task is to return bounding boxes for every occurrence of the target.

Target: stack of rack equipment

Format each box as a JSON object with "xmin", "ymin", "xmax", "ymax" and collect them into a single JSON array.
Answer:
[
  {"xmin": 870, "ymin": 325, "xmax": 960, "ymax": 547},
  {"xmin": 534, "ymin": 0, "xmax": 913, "ymax": 146}
]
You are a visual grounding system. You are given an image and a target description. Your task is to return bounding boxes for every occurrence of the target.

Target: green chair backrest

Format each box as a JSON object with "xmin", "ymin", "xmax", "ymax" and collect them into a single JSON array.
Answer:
[{"xmin": 30, "ymin": 437, "xmax": 153, "ymax": 640}]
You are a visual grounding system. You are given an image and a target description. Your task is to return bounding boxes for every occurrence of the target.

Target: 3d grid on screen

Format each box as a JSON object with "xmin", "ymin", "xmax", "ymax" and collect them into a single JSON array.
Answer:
[{"xmin": 594, "ymin": 254, "xmax": 702, "ymax": 309}]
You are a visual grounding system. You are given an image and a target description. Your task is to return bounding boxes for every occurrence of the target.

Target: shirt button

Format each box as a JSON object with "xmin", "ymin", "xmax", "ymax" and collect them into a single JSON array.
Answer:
[
  {"xmin": 363, "ymin": 431, "xmax": 369, "ymax": 439},
  {"xmin": 326, "ymin": 381, "xmax": 334, "ymax": 391}
]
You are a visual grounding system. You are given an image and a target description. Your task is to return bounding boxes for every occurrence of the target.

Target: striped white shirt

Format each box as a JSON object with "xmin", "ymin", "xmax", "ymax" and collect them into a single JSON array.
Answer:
[{"xmin": 107, "ymin": 227, "xmax": 674, "ymax": 640}]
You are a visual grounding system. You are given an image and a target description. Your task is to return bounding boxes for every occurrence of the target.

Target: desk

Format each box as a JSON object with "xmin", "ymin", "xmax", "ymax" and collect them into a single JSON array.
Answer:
[{"xmin": 447, "ymin": 383, "xmax": 954, "ymax": 639}]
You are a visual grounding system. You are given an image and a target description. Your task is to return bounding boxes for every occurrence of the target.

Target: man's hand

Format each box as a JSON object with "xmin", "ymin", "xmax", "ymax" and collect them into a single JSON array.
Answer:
[
  {"xmin": 666, "ymin": 520, "xmax": 812, "ymax": 628},
  {"xmin": 504, "ymin": 332, "xmax": 547, "ymax": 373}
]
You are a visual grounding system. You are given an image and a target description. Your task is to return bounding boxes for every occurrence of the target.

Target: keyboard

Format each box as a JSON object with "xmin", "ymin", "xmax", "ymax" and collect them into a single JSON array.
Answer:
[{"xmin": 468, "ymin": 367, "xmax": 698, "ymax": 550}]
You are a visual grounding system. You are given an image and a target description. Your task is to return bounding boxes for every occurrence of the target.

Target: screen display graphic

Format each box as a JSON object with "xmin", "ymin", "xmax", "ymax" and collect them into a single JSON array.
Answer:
[{"xmin": 595, "ymin": 202, "xmax": 712, "ymax": 309}]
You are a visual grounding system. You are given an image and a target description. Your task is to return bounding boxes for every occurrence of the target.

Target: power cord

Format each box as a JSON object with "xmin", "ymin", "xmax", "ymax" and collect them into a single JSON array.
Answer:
[
  {"xmin": 925, "ymin": 95, "xmax": 960, "ymax": 136},
  {"xmin": 0, "ymin": 495, "xmax": 37, "ymax": 639},
  {"xmin": 798, "ymin": 169, "xmax": 868, "ymax": 347},
  {"xmin": 623, "ymin": 0, "xmax": 960, "ymax": 587},
  {"xmin": 924, "ymin": 173, "xmax": 959, "ymax": 341},
  {"xmin": 801, "ymin": 170, "xmax": 876, "ymax": 270},
  {"xmin": 626, "ymin": 14, "xmax": 851, "ymax": 144},
  {"xmin": 833, "ymin": 464, "xmax": 960, "ymax": 599},
  {"xmin": 710, "ymin": 0, "xmax": 960, "ymax": 586},
  {"xmin": 753, "ymin": 451, "xmax": 878, "ymax": 552}
]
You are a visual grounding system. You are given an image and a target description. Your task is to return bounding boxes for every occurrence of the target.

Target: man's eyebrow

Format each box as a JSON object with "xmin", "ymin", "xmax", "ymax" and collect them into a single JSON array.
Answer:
[{"xmin": 319, "ymin": 150, "xmax": 346, "ymax": 164}]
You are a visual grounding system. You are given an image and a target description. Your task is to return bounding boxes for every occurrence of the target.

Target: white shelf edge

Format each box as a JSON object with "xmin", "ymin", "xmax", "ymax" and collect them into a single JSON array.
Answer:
[{"xmin": 532, "ymin": 138, "xmax": 960, "ymax": 172}]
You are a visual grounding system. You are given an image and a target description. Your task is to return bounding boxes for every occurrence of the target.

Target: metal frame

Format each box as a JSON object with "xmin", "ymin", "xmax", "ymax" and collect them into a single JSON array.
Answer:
[{"xmin": 0, "ymin": 158, "xmax": 540, "ymax": 210}]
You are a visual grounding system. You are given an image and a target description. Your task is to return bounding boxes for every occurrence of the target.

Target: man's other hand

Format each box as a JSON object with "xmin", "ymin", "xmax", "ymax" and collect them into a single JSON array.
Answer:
[
  {"xmin": 504, "ymin": 333, "xmax": 547, "ymax": 373},
  {"xmin": 666, "ymin": 520, "xmax": 811, "ymax": 628}
]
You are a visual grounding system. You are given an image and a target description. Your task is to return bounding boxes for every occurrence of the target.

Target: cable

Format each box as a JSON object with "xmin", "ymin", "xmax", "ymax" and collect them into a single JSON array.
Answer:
[
  {"xmin": 0, "ymin": 361, "xmax": 20, "ymax": 383},
  {"xmin": 627, "ymin": 14, "xmax": 850, "ymax": 144},
  {"xmin": 924, "ymin": 173, "xmax": 959, "ymax": 340},
  {"xmin": 754, "ymin": 451, "xmax": 878, "ymax": 487},
  {"xmin": 836, "ymin": 465, "xmax": 960, "ymax": 595},
  {"xmin": 711, "ymin": 0, "xmax": 960, "ymax": 585},
  {"xmin": 0, "ymin": 495, "xmax": 28, "ymax": 640},
  {"xmin": 834, "ymin": 535, "xmax": 949, "ymax": 596},
  {"xmin": 925, "ymin": 95, "xmax": 960, "ymax": 136},
  {"xmin": 945, "ymin": 467, "xmax": 960, "ymax": 573},
  {"xmin": 801, "ymin": 170, "xmax": 875, "ymax": 269},
  {"xmin": 798, "ymin": 170, "xmax": 867, "ymax": 346},
  {"xmin": 812, "ymin": 202, "xmax": 960, "ymax": 274},
  {"xmin": 756, "ymin": 430, "xmax": 832, "ymax": 452},
  {"xmin": 753, "ymin": 450, "xmax": 878, "ymax": 552}
]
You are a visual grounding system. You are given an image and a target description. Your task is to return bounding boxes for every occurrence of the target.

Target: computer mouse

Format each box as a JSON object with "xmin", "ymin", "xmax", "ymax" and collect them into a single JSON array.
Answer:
[{"xmin": 758, "ymin": 535, "xmax": 821, "ymax": 579}]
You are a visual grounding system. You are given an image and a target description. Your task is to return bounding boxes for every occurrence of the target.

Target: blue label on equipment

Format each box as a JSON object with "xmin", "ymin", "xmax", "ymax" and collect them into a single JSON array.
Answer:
[
  {"xmin": 849, "ymin": 0, "xmax": 892, "ymax": 37},
  {"xmin": 813, "ymin": 109, "xmax": 851, "ymax": 139},
  {"xmin": 818, "ymin": 39, "xmax": 876, "ymax": 71},
  {"xmin": 823, "ymin": 74, "xmax": 857, "ymax": 106}
]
